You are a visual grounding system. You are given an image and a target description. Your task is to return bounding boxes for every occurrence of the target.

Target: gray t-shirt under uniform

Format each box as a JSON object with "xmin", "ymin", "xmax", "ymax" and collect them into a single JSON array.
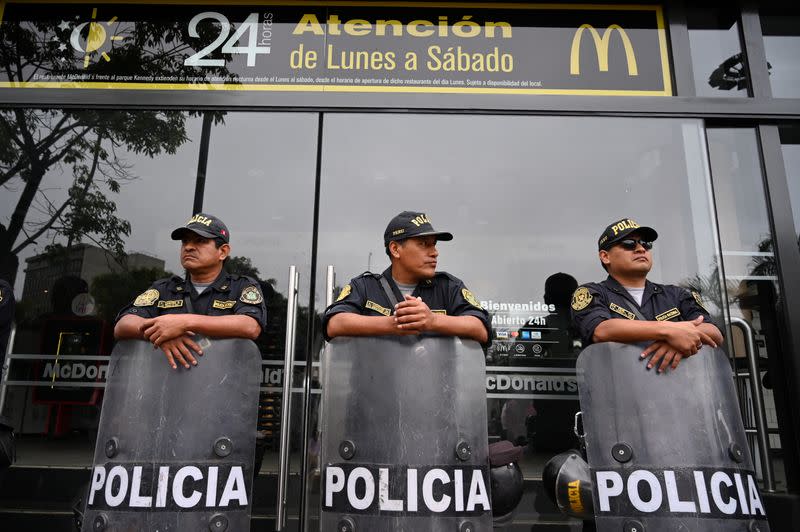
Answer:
[
  {"xmin": 393, "ymin": 279, "xmax": 418, "ymax": 299},
  {"xmin": 193, "ymin": 282, "xmax": 211, "ymax": 295},
  {"xmin": 623, "ymin": 286, "xmax": 645, "ymax": 306}
]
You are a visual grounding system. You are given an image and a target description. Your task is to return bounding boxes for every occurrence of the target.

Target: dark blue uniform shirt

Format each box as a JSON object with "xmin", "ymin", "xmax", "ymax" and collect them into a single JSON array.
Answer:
[
  {"xmin": 323, "ymin": 267, "xmax": 491, "ymax": 343},
  {"xmin": 116, "ymin": 270, "xmax": 267, "ymax": 330},
  {"xmin": 571, "ymin": 275, "xmax": 713, "ymax": 346}
]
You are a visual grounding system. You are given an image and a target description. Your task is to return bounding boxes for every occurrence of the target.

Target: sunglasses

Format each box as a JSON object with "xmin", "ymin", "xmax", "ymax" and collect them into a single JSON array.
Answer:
[{"xmin": 617, "ymin": 239, "xmax": 653, "ymax": 251}]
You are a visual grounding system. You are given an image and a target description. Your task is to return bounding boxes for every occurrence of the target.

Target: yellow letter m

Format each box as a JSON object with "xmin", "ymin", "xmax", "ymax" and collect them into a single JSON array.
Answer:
[{"xmin": 570, "ymin": 24, "xmax": 638, "ymax": 76}]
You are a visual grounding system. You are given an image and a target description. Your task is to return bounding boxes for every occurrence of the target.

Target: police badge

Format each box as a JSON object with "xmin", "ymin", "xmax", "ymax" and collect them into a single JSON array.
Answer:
[
  {"xmin": 692, "ymin": 290, "xmax": 709, "ymax": 313},
  {"xmin": 461, "ymin": 288, "xmax": 482, "ymax": 309},
  {"xmin": 571, "ymin": 287, "xmax": 592, "ymax": 311},
  {"xmin": 336, "ymin": 284, "xmax": 352, "ymax": 302},
  {"xmin": 134, "ymin": 288, "xmax": 159, "ymax": 307},
  {"xmin": 240, "ymin": 286, "xmax": 263, "ymax": 305}
]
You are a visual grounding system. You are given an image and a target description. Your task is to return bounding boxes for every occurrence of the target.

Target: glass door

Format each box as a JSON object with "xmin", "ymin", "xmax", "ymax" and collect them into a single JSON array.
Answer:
[
  {"xmin": 307, "ymin": 113, "xmax": 724, "ymax": 527},
  {"xmin": 0, "ymin": 110, "xmax": 319, "ymax": 530},
  {"xmin": 200, "ymin": 112, "xmax": 319, "ymax": 530}
]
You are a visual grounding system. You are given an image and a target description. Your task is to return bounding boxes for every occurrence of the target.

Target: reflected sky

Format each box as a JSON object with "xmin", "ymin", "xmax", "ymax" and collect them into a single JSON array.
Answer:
[
  {"xmin": 687, "ymin": 9, "xmax": 747, "ymax": 98},
  {"xmin": 317, "ymin": 114, "xmax": 721, "ymax": 315},
  {"xmin": 2, "ymin": 112, "xmax": 725, "ymax": 320}
]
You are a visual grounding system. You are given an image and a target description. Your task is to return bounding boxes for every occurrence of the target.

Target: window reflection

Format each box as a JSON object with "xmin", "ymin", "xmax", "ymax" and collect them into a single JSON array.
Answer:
[
  {"xmin": 316, "ymin": 114, "xmax": 722, "ymax": 497},
  {"xmin": 778, "ymin": 125, "xmax": 800, "ymax": 251},
  {"xmin": 761, "ymin": 11, "xmax": 800, "ymax": 99},
  {"xmin": 708, "ymin": 127, "xmax": 791, "ymax": 492},
  {"xmin": 0, "ymin": 108, "xmax": 201, "ymax": 464},
  {"xmin": 687, "ymin": 7, "xmax": 748, "ymax": 97}
]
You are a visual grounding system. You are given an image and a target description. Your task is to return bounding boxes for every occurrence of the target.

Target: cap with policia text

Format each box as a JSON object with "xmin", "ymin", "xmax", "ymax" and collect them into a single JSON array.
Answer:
[
  {"xmin": 170, "ymin": 213, "xmax": 230, "ymax": 243},
  {"xmin": 383, "ymin": 211, "xmax": 454, "ymax": 247},
  {"xmin": 597, "ymin": 218, "xmax": 658, "ymax": 250}
]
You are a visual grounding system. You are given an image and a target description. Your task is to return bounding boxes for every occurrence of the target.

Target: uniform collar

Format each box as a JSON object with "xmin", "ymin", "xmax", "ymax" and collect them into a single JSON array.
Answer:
[
  {"xmin": 381, "ymin": 267, "xmax": 435, "ymax": 302},
  {"xmin": 184, "ymin": 269, "xmax": 230, "ymax": 294},
  {"xmin": 604, "ymin": 275, "xmax": 661, "ymax": 306}
]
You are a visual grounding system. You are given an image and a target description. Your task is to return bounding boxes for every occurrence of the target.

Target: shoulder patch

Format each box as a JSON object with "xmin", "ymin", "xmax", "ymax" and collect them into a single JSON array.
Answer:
[
  {"xmin": 336, "ymin": 284, "xmax": 352, "ymax": 302},
  {"xmin": 134, "ymin": 288, "xmax": 159, "ymax": 307},
  {"xmin": 571, "ymin": 287, "xmax": 593, "ymax": 311},
  {"xmin": 692, "ymin": 291, "xmax": 709, "ymax": 312},
  {"xmin": 461, "ymin": 288, "xmax": 482, "ymax": 309},
  {"xmin": 240, "ymin": 285, "xmax": 264, "ymax": 305}
]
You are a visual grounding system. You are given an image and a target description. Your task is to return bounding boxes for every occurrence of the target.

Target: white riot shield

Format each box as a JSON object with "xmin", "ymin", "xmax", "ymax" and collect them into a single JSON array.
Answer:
[
  {"xmin": 320, "ymin": 336, "xmax": 493, "ymax": 532},
  {"xmin": 83, "ymin": 338, "xmax": 261, "ymax": 532},
  {"xmin": 577, "ymin": 343, "xmax": 770, "ymax": 532}
]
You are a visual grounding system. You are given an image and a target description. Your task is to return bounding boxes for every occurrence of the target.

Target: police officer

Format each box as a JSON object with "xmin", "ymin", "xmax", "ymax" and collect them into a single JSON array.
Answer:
[
  {"xmin": 0, "ymin": 278, "xmax": 15, "ymax": 378},
  {"xmin": 571, "ymin": 218, "xmax": 724, "ymax": 373},
  {"xmin": 114, "ymin": 213, "xmax": 266, "ymax": 369},
  {"xmin": 324, "ymin": 211, "xmax": 490, "ymax": 344}
]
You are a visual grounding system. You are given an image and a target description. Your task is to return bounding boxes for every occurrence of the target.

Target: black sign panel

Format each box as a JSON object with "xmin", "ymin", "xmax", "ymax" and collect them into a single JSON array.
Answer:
[{"xmin": 0, "ymin": 1, "xmax": 672, "ymax": 96}]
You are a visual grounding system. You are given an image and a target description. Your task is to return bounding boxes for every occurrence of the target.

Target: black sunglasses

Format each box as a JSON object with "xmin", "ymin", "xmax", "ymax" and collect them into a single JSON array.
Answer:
[{"xmin": 617, "ymin": 239, "xmax": 653, "ymax": 251}]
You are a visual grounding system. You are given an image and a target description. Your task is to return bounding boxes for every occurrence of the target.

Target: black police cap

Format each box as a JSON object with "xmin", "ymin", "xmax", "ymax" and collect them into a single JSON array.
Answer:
[
  {"xmin": 383, "ymin": 211, "xmax": 453, "ymax": 247},
  {"xmin": 171, "ymin": 213, "xmax": 230, "ymax": 243},
  {"xmin": 597, "ymin": 218, "xmax": 658, "ymax": 250}
]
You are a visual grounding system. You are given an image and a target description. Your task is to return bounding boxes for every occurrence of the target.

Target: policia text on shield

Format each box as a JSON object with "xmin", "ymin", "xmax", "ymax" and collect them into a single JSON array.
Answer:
[
  {"xmin": 571, "ymin": 218, "xmax": 724, "ymax": 373},
  {"xmin": 114, "ymin": 213, "xmax": 267, "ymax": 368}
]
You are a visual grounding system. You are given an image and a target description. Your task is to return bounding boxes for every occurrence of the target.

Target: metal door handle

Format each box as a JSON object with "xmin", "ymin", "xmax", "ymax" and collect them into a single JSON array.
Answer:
[
  {"xmin": 276, "ymin": 266, "xmax": 300, "ymax": 530},
  {"xmin": 730, "ymin": 317, "xmax": 775, "ymax": 492},
  {"xmin": 325, "ymin": 265, "xmax": 335, "ymax": 308}
]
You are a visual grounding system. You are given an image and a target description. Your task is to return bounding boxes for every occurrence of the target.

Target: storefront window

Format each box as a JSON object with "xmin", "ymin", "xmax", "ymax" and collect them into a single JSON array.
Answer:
[
  {"xmin": 0, "ymin": 106, "xmax": 319, "ymax": 523},
  {"xmin": 707, "ymin": 127, "xmax": 792, "ymax": 492},
  {"xmin": 0, "ymin": 109, "xmax": 200, "ymax": 466},
  {"xmin": 687, "ymin": 7, "xmax": 748, "ymax": 97},
  {"xmin": 761, "ymin": 10, "xmax": 800, "ymax": 99},
  {"xmin": 313, "ymin": 113, "xmax": 722, "ymax": 524}
]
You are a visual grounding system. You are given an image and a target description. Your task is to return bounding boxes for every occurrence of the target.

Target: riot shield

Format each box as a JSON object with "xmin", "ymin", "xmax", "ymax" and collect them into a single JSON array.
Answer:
[
  {"xmin": 320, "ymin": 336, "xmax": 492, "ymax": 532},
  {"xmin": 83, "ymin": 338, "xmax": 261, "ymax": 532},
  {"xmin": 577, "ymin": 343, "xmax": 770, "ymax": 532}
]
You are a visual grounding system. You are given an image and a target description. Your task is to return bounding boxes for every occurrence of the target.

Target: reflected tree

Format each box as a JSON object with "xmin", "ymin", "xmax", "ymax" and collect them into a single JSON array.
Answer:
[
  {"xmin": 91, "ymin": 267, "xmax": 172, "ymax": 323},
  {"xmin": 0, "ymin": 16, "xmax": 231, "ymax": 283}
]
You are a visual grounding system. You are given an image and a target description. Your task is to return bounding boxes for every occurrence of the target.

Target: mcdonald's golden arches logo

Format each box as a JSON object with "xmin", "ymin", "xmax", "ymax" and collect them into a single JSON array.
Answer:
[{"xmin": 570, "ymin": 24, "xmax": 638, "ymax": 76}]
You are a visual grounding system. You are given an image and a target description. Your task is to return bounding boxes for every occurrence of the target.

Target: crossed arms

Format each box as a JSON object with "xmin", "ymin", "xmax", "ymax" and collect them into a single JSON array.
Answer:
[
  {"xmin": 326, "ymin": 295, "xmax": 489, "ymax": 344},
  {"xmin": 593, "ymin": 315, "xmax": 724, "ymax": 373},
  {"xmin": 115, "ymin": 313, "xmax": 261, "ymax": 370}
]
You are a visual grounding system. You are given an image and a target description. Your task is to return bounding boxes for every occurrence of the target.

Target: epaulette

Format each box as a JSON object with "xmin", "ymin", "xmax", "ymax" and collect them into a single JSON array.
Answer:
[
  {"xmin": 435, "ymin": 271, "xmax": 462, "ymax": 283},
  {"xmin": 358, "ymin": 271, "xmax": 381, "ymax": 279}
]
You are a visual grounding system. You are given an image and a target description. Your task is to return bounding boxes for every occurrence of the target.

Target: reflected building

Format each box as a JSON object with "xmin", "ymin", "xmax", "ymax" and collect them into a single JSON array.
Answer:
[{"xmin": 21, "ymin": 244, "xmax": 165, "ymax": 316}]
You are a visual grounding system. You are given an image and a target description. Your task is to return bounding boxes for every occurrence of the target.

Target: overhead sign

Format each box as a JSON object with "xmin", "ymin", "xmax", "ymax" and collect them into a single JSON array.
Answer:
[{"xmin": 0, "ymin": 1, "xmax": 672, "ymax": 96}]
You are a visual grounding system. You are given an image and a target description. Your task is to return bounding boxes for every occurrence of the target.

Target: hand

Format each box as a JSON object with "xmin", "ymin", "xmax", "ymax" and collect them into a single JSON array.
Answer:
[
  {"xmin": 662, "ymin": 316, "xmax": 717, "ymax": 355},
  {"xmin": 640, "ymin": 340, "xmax": 684, "ymax": 373},
  {"xmin": 393, "ymin": 295, "xmax": 436, "ymax": 334},
  {"xmin": 140, "ymin": 314, "xmax": 193, "ymax": 346},
  {"xmin": 157, "ymin": 335, "xmax": 203, "ymax": 370}
]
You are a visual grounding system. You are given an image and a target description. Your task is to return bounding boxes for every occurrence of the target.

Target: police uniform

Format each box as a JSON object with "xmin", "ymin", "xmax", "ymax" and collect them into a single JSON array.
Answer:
[
  {"xmin": 571, "ymin": 276, "xmax": 712, "ymax": 346},
  {"xmin": 115, "ymin": 213, "xmax": 266, "ymax": 330},
  {"xmin": 323, "ymin": 267, "xmax": 491, "ymax": 342},
  {"xmin": 116, "ymin": 271, "xmax": 266, "ymax": 329},
  {"xmin": 322, "ymin": 210, "xmax": 491, "ymax": 343},
  {"xmin": 571, "ymin": 217, "xmax": 713, "ymax": 346}
]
